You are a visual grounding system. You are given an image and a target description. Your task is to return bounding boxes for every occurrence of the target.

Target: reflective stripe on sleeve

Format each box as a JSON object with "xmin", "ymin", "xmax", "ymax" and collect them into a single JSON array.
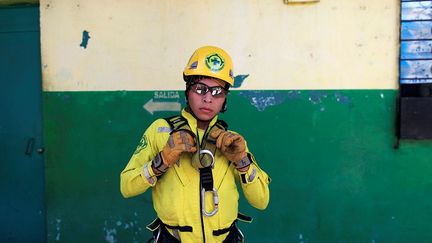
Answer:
[
  {"xmin": 240, "ymin": 166, "xmax": 257, "ymax": 184},
  {"xmin": 143, "ymin": 162, "xmax": 156, "ymax": 185},
  {"xmin": 248, "ymin": 167, "xmax": 257, "ymax": 182},
  {"xmin": 157, "ymin": 127, "xmax": 172, "ymax": 133}
]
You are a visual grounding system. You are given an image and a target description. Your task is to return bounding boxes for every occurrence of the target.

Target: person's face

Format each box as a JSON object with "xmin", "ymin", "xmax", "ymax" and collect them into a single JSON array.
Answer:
[{"xmin": 187, "ymin": 78, "xmax": 227, "ymax": 122}]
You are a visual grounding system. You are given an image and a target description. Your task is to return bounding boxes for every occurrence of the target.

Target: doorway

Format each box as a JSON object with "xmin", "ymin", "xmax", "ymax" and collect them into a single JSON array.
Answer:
[{"xmin": 0, "ymin": 5, "xmax": 45, "ymax": 242}]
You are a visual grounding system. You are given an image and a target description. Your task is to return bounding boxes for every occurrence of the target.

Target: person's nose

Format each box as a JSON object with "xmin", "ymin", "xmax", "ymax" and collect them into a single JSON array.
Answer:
[{"xmin": 202, "ymin": 92, "xmax": 213, "ymax": 103}]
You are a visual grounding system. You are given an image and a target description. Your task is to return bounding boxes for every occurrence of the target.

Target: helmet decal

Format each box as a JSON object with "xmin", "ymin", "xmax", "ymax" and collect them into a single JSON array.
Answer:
[
  {"xmin": 189, "ymin": 61, "xmax": 198, "ymax": 69},
  {"xmin": 205, "ymin": 53, "xmax": 225, "ymax": 72}
]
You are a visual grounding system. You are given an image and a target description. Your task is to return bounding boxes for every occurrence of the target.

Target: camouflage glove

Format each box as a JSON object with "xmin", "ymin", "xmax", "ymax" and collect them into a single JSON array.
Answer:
[
  {"xmin": 209, "ymin": 127, "xmax": 247, "ymax": 163},
  {"xmin": 153, "ymin": 131, "xmax": 197, "ymax": 175},
  {"xmin": 162, "ymin": 130, "xmax": 197, "ymax": 166}
]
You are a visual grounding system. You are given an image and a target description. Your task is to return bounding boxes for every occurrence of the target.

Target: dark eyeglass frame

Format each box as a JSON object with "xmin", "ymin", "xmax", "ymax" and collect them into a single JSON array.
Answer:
[{"xmin": 189, "ymin": 82, "xmax": 229, "ymax": 98}]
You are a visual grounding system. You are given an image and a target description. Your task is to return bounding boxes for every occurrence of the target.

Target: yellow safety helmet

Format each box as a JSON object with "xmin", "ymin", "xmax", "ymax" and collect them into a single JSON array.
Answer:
[{"xmin": 183, "ymin": 46, "xmax": 234, "ymax": 87}]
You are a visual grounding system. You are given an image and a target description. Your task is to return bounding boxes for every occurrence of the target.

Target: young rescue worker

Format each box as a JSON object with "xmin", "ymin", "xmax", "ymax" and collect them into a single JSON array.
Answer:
[{"xmin": 120, "ymin": 46, "xmax": 270, "ymax": 243}]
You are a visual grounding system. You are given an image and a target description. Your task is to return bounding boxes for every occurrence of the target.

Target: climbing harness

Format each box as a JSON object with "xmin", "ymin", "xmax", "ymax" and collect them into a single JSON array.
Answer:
[{"xmin": 164, "ymin": 115, "xmax": 227, "ymax": 217}]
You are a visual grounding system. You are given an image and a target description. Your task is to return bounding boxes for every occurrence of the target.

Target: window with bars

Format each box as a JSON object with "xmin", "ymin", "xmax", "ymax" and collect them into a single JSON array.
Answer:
[{"xmin": 398, "ymin": 0, "xmax": 432, "ymax": 140}]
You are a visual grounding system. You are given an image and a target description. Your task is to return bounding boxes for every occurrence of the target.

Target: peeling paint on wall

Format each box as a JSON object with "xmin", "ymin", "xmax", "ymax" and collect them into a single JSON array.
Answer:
[
  {"xmin": 55, "ymin": 219, "xmax": 61, "ymax": 241},
  {"xmin": 238, "ymin": 91, "xmax": 288, "ymax": 111},
  {"xmin": 103, "ymin": 226, "xmax": 116, "ymax": 243},
  {"xmin": 102, "ymin": 215, "xmax": 146, "ymax": 243},
  {"xmin": 80, "ymin": 30, "xmax": 90, "ymax": 49},
  {"xmin": 238, "ymin": 90, "xmax": 355, "ymax": 111},
  {"xmin": 308, "ymin": 91, "xmax": 328, "ymax": 104},
  {"xmin": 334, "ymin": 92, "xmax": 352, "ymax": 105},
  {"xmin": 233, "ymin": 74, "xmax": 249, "ymax": 88}
]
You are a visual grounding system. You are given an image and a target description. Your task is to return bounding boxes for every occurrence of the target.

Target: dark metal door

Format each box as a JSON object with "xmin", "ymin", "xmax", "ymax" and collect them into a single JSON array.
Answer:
[{"xmin": 0, "ymin": 6, "xmax": 45, "ymax": 242}]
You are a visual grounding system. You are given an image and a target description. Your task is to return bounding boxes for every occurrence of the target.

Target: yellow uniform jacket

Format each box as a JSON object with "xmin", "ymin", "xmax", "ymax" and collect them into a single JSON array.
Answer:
[{"xmin": 120, "ymin": 109, "xmax": 270, "ymax": 243}]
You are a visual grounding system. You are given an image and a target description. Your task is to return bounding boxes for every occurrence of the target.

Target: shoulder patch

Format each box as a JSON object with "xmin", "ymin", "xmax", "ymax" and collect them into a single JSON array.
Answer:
[{"xmin": 134, "ymin": 135, "xmax": 148, "ymax": 154}]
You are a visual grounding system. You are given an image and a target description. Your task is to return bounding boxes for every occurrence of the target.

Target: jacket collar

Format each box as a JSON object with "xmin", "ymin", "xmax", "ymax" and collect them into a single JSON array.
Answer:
[{"xmin": 181, "ymin": 108, "xmax": 218, "ymax": 133}]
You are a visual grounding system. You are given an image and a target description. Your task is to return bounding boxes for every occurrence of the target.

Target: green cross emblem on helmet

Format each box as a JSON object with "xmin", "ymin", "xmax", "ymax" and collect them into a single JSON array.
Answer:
[{"xmin": 205, "ymin": 53, "xmax": 225, "ymax": 72}]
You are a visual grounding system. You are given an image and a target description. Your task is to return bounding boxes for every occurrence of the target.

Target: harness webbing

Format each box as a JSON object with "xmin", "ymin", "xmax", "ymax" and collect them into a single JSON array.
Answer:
[
  {"xmin": 164, "ymin": 115, "xmax": 195, "ymax": 137},
  {"xmin": 164, "ymin": 115, "xmax": 228, "ymax": 133},
  {"xmin": 146, "ymin": 218, "xmax": 193, "ymax": 232},
  {"xmin": 212, "ymin": 212, "xmax": 253, "ymax": 236},
  {"xmin": 200, "ymin": 167, "xmax": 214, "ymax": 191}
]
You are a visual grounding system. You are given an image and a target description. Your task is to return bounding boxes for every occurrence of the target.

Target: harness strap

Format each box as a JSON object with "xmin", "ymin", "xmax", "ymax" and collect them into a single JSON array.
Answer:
[
  {"xmin": 164, "ymin": 116, "xmax": 196, "ymax": 142},
  {"xmin": 212, "ymin": 212, "xmax": 253, "ymax": 236},
  {"xmin": 215, "ymin": 119, "xmax": 228, "ymax": 130},
  {"xmin": 146, "ymin": 218, "xmax": 193, "ymax": 232},
  {"xmin": 146, "ymin": 218, "xmax": 161, "ymax": 232},
  {"xmin": 213, "ymin": 221, "xmax": 236, "ymax": 236},
  {"xmin": 200, "ymin": 167, "xmax": 214, "ymax": 191},
  {"xmin": 237, "ymin": 212, "xmax": 253, "ymax": 223},
  {"xmin": 164, "ymin": 116, "xmax": 188, "ymax": 131},
  {"xmin": 164, "ymin": 115, "xmax": 228, "ymax": 134},
  {"xmin": 165, "ymin": 224, "xmax": 193, "ymax": 232}
]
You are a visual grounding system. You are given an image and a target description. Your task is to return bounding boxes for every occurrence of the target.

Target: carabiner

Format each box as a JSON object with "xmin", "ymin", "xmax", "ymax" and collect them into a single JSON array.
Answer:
[{"xmin": 201, "ymin": 187, "xmax": 219, "ymax": 217}]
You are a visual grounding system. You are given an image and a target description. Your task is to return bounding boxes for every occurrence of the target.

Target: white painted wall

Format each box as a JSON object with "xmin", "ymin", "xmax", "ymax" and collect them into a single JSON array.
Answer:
[{"xmin": 40, "ymin": 0, "xmax": 399, "ymax": 91}]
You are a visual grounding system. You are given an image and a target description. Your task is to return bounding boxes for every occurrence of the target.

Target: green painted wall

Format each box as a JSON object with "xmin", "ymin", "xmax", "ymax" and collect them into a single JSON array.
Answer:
[
  {"xmin": 44, "ymin": 90, "xmax": 432, "ymax": 242},
  {"xmin": 0, "ymin": 0, "xmax": 38, "ymax": 7}
]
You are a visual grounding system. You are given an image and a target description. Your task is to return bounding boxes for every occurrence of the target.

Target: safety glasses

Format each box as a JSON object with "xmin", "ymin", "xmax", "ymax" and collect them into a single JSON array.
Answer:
[{"xmin": 190, "ymin": 82, "xmax": 228, "ymax": 98}]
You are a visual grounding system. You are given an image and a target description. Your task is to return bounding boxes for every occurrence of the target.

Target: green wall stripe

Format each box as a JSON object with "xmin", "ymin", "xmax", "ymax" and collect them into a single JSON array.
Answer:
[{"xmin": 43, "ymin": 90, "xmax": 432, "ymax": 242}]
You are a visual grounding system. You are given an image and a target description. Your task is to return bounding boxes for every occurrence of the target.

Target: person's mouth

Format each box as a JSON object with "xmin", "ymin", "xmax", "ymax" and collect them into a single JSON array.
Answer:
[{"xmin": 200, "ymin": 107, "xmax": 213, "ymax": 113}]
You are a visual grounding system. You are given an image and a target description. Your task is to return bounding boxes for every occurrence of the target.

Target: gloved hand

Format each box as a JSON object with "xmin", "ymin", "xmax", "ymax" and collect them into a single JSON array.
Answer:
[
  {"xmin": 161, "ymin": 130, "xmax": 197, "ymax": 167},
  {"xmin": 209, "ymin": 127, "xmax": 247, "ymax": 163}
]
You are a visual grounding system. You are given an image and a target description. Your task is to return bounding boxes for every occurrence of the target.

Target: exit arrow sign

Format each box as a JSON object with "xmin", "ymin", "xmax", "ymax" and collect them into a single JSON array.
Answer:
[{"xmin": 143, "ymin": 99, "xmax": 181, "ymax": 115}]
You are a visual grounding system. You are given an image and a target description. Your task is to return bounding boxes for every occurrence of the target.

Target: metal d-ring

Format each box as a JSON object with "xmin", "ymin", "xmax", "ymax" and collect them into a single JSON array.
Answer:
[{"xmin": 199, "ymin": 149, "xmax": 215, "ymax": 168}]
